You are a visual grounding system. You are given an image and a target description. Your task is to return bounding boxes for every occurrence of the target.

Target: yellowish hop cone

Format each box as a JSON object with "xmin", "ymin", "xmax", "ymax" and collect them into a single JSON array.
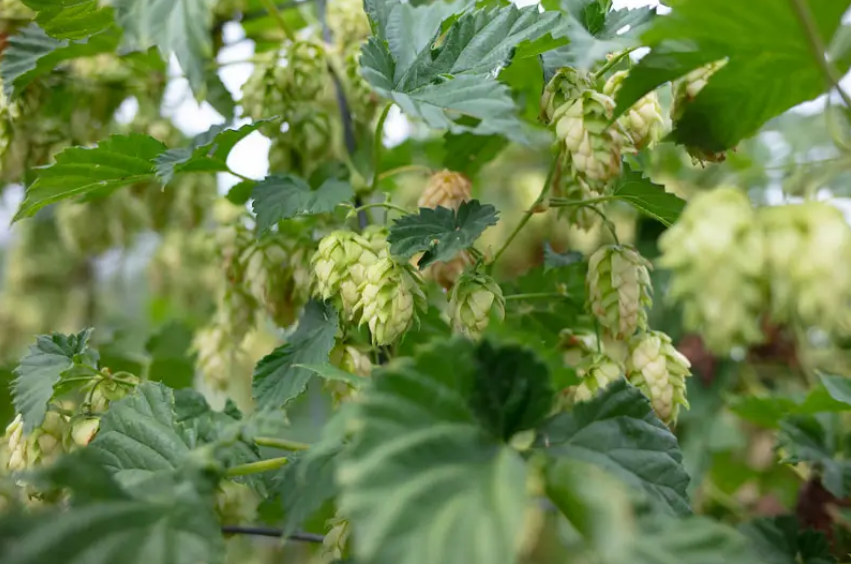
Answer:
[
  {"xmin": 603, "ymin": 70, "xmax": 665, "ymax": 151},
  {"xmin": 357, "ymin": 257, "xmax": 427, "ymax": 345},
  {"xmin": 448, "ymin": 271, "xmax": 506, "ymax": 338},
  {"xmin": 418, "ymin": 170, "xmax": 472, "ymax": 211},
  {"xmin": 586, "ymin": 245, "xmax": 653, "ymax": 340},
  {"xmin": 627, "ymin": 331, "xmax": 691, "ymax": 425},
  {"xmin": 570, "ymin": 353, "xmax": 625, "ymax": 403},
  {"xmin": 4, "ymin": 412, "xmax": 68, "ymax": 474}
]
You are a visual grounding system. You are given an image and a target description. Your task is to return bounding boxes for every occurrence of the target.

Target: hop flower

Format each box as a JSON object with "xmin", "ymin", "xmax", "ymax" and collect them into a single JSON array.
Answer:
[
  {"xmin": 148, "ymin": 229, "xmax": 219, "ymax": 316},
  {"xmin": 192, "ymin": 317, "xmax": 247, "ymax": 393},
  {"xmin": 244, "ymin": 237, "xmax": 312, "ymax": 328},
  {"xmin": 344, "ymin": 42, "xmax": 379, "ymax": 122},
  {"xmin": 603, "ymin": 70, "xmax": 665, "ymax": 150},
  {"xmin": 358, "ymin": 257, "xmax": 427, "ymax": 345},
  {"xmin": 322, "ymin": 516, "xmax": 351, "ymax": 563},
  {"xmin": 671, "ymin": 60, "xmax": 728, "ymax": 164},
  {"xmin": 5, "ymin": 412, "xmax": 68, "ymax": 473},
  {"xmin": 570, "ymin": 353, "xmax": 625, "ymax": 403},
  {"xmin": 285, "ymin": 40, "xmax": 329, "ymax": 100},
  {"xmin": 448, "ymin": 271, "xmax": 506, "ymax": 338},
  {"xmin": 659, "ymin": 187, "xmax": 766, "ymax": 353},
  {"xmin": 70, "ymin": 417, "xmax": 100, "ymax": 447},
  {"xmin": 418, "ymin": 170, "xmax": 472, "ymax": 210},
  {"xmin": 312, "ymin": 230, "xmax": 386, "ymax": 319},
  {"xmin": 328, "ymin": 345, "xmax": 372, "ymax": 404},
  {"xmin": 4, "ymin": 415, "xmax": 26, "ymax": 473},
  {"xmin": 424, "ymin": 250, "xmax": 474, "ymax": 290},
  {"xmin": 88, "ymin": 373, "xmax": 139, "ymax": 413},
  {"xmin": 215, "ymin": 481, "xmax": 260, "ymax": 526},
  {"xmin": 586, "ymin": 245, "xmax": 653, "ymax": 340},
  {"xmin": 55, "ymin": 191, "xmax": 149, "ymax": 255},
  {"xmin": 555, "ymin": 180, "xmax": 600, "ymax": 231},
  {"xmin": 627, "ymin": 331, "xmax": 691, "ymax": 425},
  {"xmin": 327, "ymin": 0, "xmax": 371, "ymax": 46},
  {"xmin": 240, "ymin": 51, "xmax": 291, "ymax": 125},
  {"xmin": 540, "ymin": 67, "xmax": 594, "ymax": 124},
  {"xmin": 760, "ymin": 202, "xmax": 851, "ymax": 332}
]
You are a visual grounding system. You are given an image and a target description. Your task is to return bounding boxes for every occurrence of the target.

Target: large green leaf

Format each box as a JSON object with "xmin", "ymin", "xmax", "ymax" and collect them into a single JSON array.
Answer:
[
  {"xmin": 361, "ymin": 2, "xmax": 564, "ymax": 144},
  {"xmin": 534, "ymin": 379, "xmax": 691, "ymax": 515},
  {"xmin": 22, "ymin": 0, "xmax": 115, "ymax": 40},
  {"xmin": 339, "ymin": 339, "xmax": 529, "ymax": 564},
  {"xmin": 13, "ymin": 133, "xmax": 167, "ymax": 221},
  {"xmin": 610, "ymin": 168, "xmax": 685, "ymax": 227},
  {"xmin": 274, "ymin": 444, "xmax": 341, "ymax": 536},
  {"xmin": 251, "ymin": 174, "xmax": 353, "ymax": 234},
  {"xmin": 633, "ymin": 516, "xmax": 762, "ymax": 564},
  {"xmin": 12, "ymin": 329, "xmax": 95, "ymax": 433},
  {"xmin": 252, "ymin": 300, "xmax": 339, "ymax": 409},
  {"xmin": 777, "ymin": 414, "xmax": 851, "ymax": 498},
  {"xmin": 0, "ymin": 23, "xmax": 120, "ymax": 99},
  {"xmin": 387, "ymin": 199, "xmax": 499, "ymax": 268},
  {"xmin": 113, "ymin": 0, "xmax": 216, "ymax": 98},
  {"xmin": 740, "ymin": 516, "xmax": 834, "ymax": 564},
  {"xmin": 614, "ymin": 0, "xmax": 851, "ymax": 153}
]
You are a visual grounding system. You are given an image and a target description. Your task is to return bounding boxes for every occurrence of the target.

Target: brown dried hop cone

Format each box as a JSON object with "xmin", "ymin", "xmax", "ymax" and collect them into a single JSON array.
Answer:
[
  {"xmin": 627, "ymin": 330, "xmax": 692, "ymax": 425},
  {"xmin": 586, "ymin": 245, "xmax": 653, "ymax": 340}
]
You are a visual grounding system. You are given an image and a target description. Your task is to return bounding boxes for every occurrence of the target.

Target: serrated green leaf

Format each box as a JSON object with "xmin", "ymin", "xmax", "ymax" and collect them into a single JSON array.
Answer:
[
  {"xmin": 388, "ymin": 199, "xmax": 499, "ymax": 268},
  {"xmin": 251, "ymin": 174, "xmax": 353, "ymax": 234},
  {"xmin": 339, "ymin": 338, "xmax": 528, "ymax": 564},
  {"xmin": 225, "ymin": 179, "xmax": 256, "ymax": 205},
  {"xmin": 818, "ymin": 372, "xmax": 851, "ymax": 407},
  {"xmin": 614, "ymin": 0, "xmax": 851, "ymax": 153},
  {"xmin": 777, "ymin": 414, "xmax": 851, "ymax": 498},
  {"xmin": 252, "ymin": 300, "xmax": 339, "ymax": 409},
  {"xmin": 611, "ymin": 169, "xmax": 685, "ymax": 227},
  {"xmin": 0, "ymin": 23, "xmax": 120, "ymax": 99},
  {"xmin": 634, "ymin": 516, "xmax": 760, "ymax": 564},
  {"xmin": 740, "ymin": 516, "xmax": 835, "ymax": 564},
  {"xmin": 23, "ymin": 0, "xmax": 115, "ymax": 40},
  {"xmin": 442, "ymin": 133, "xmax": 508, "ymax": 177},
  {"xmin": 155, "ymin": 121, "xmax": 270, "ymax": 184},
  {"xmin": 12, "ymin": 328, "xmax": 94, "ymax": 433},
  {"xmin": 13, "ymin": 133, "xmax": 167, "ymax": 221},
  {"xmin": 113, "ymin": 0, "xmax": 216, "ymax": 99},
  {"xmin": 730, "ymin": 383, "xmax": 851, "ymax": 429},
  {"xmin": 274, "ymin": 444, "xmax": 341, "ymax": 537},
  {"xmin": 297, "ymin": 363, "xmax": 363, "ymax": 387},
  {"xmin": 535, "ymin": 379, "xmax": 691, "ymax": 515}
]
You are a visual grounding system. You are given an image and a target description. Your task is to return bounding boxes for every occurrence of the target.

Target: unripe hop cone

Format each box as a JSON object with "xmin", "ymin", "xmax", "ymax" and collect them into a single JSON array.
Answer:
[
  {"xmin": 586, "ymin": 245, "xmax": 653, "ymax": 340},
  {"xmin": 5, "ymin": 412, "xmax": 67, "ymax": 474},
  {"xmin": 357, "ymin": 257, "xmax": 427, "ymax": 345},
  {"xmin": 243, "ymin": 237, "xmax": 312, "ymax": 328},
  {"xmin": 603, "ymin": 70, "xmax": 665, "ymax": 151},
  {"xmin": 659, "ymin": 187, "xmax": 766, "ymax": 353},
  {"xmin": 627, "ymin": 331, "xmax": 691, "ymax": 425},
  {"xmin": 448, "ymin": 271, "xmax": 506, "ymax": 338},
  {"xmin": 570, "ymin": 353, "xmax": 625, "ymax": 404}
]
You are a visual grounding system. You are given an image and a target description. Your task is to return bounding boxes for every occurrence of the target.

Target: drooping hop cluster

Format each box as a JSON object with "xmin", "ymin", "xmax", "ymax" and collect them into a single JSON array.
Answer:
[
  {"xmin": 148, "ymin": 230, "xmax": 219, "ymax": 316},
  {"xmin": 240, "ymin": 51, "xmax": 291, "ymax": 125},
  {"xmin": 326, "ymin": 0, "xmax": 371, "ymax": 47},
  {"xmin": 244, "ymin": 237, "xmax": 312, "ymax": 328},
  {"xmin": 586, "ymin": 245, "xmax": 653, "ymax": 340},
  {"xmin": 627, "ymin": 331, "xmax": 692, "ymax": 425},
  {"xmin": 671, "ymin": 60, "xmax": 728, "ymax": 163},
  {"xmin": 448, "ymin": 272, "xmax": 506, "ymax": 338},
  {"xmin": 760, "ymin": 202, "xmax": 851, "ymax": 333},
  {"xmin": 570, "ymin": 353, "xmax": 625, "ymax": 403},
  {"xmin": 55, "ymin": 191, "xmax": 149, "ymax": 255},
  {"xmin": 312, "ymin": 230, "xmax": 388, "ymax": 319},
  {"xmin": 338, "ymin": 345, "xmax": 373, "ymax": 377},
  {"xmin": 603, "ymin": 70, "xmax": 665, "ymax": 150},
  {"xmin": 543, "ymin": 68, "xmax": 624, "ymax": 194},
  {"xmin": 5, "ymin": 412, "xmax": 67, "ymax": 474},
  {"xmin": 659, "ymin": 187, "xmax": 766, "ymax": 353},
  {"xmin": 357, "ymin": 257, "xmax": 427, "ymax": 345},
  {"xmin": 539, "ymin": 67, "xmax": 594, "ymax": 123}
]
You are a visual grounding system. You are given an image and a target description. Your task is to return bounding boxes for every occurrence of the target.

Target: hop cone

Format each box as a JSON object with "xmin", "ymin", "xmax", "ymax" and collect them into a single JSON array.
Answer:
[
  {"xmin": 627, "ymin": 331, "xmax": 691, "ymax": 425},
  {"xmin": 5, "ymin": 412, "xmax": 67, "ymax": 473},
  {"xmin": 240, "ymin": 51, "xmax": 290, "ymax": 125},
  {"xmin": 449, "ymin": 271, "xmax": 506, "ymax": 338},
  {"xmin": 418, "ymin": 170, "xmax": 472, "ymax": 210},
  {"xmin": 760, "ymin": 202, "xmax": 851, "ymax": 332},
  {"xmin": 586, "ymin": 245, "xmax": 653, "ymax": 339},
  {"xmin": 70, "ymin": 417, "xmax": 100, "ymax": 447},
  {"xmin": 671, "ymin": 60, "xmax": 728, "ymax": 163},
  {"xmin": 425, "ymin": 250, "xmax": 474, "ymax": 290},
  {"xmin": 344, "ymin": 43, "xmax": 379, "ymax": 122},
  {"xmin": 570, "ymin": 353, "xmax": 625, "ymax": 403},
  {"xmin": 659, "ymin": 187, "xmax": 766, "ymax": 353},
  {"xmin": 603, "ymin": 70, "xmax": 665, "ymax": 150},
  {"xmin": 285, "ymin": 40, "xmax": 329, "ymax": 100},
  {"xmin": 312, "ymin": 230, "xmax": 386, "ymax": 320},
  {"xmin": 358, "ymin": 257, "xmax": 427, "ymax": 345},
  {"xmin": 244, "ymin": 237, "xmax": 312, "ymax": 328},
  {"xmin": 88, "ymin": 374, "xmax": 140, "ymax": 413},
  {"xmin": 556, "ymin": 180, "xmax": 600, "ymax": 231},
  {"xmin": 55, "ymin": 191, "xmax": 149, "ymax": 255},
  {"xmin": 148, "ymin": 230, "xmax": 219, "ymax": 316},
  {"xmin": 540, "ymin": 67, "xmax": 594, "ymax": 124},
  {"xmin": 192, "ymin": 313, "xmax": 249, "ymax": 393},
  {"xmin": 327, "ymin": 0, "xmax": 371, "ymax": 46},
  {"xmin": 553, "ymin": 90, "xmax": 624, "ymax": 193},
  {"xmin": 216, "ymin": 481, "xmax": 260, "ymax": 526},
  {"xmin": 322, "ymin": 516, "xmax": 351, "ymax": 563},
  {"xmin": 270, "ymin": 110, "xmax": 333, "ymax": 175}
]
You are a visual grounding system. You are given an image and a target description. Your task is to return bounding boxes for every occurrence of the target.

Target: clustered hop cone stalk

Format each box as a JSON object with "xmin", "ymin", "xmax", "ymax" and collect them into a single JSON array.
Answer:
[
  {"xmin": 659, "ymin": 188, "xmax": 766, "ymax": 353},
  {"xmin": 627, "ymin": 331, "xmax": 692, "ymax": 425},
  {"xmin": 586, "ymin": 245, "xmax": 653, "ymax": 340},
  {"xmin": 671, "ymin": 60, "xmax": 728, "ymax": 164},
  {"xmin": 448, "ymin": 271, "xmax": 506, "ymax": 338}
]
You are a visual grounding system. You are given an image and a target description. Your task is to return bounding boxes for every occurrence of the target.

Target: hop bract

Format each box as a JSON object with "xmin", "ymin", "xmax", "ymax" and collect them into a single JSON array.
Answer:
[
  {"xmin": 418, "ymin": 170, "xmax": 472, "ymax": 211},
  {"xmin": 357, "ymin": 257, "xmax": 426, "ymax": 345},
  {"xmin": 627, "ymin": 331, "xmax": 691, "ymax": 425},
  {"xmin": 603, "ymin": 70, "xmax": 665, "ymax": 150},
  {"xmin": 312, "ymin": 230, "xmax": 386, "ymax": 320},
  {"xmin": 5, "ymin": 412, "xmax": 67, "ymax": 473},
  {"xmin": 760, "ymin": 202, "xmax": 851, "ymax": 332},
  {"xmin": 586, "ymin": 245, "xmax": 653, "ymax": 340},
  {"xmin": 570, "ymin": 353, "xmax": 625, "ymax": 403},
  {"xmin": 448, "ymin": 271, "xmax": 505, "ymax": 338},
  {"xmin": 659, "ymin": 187, "xmax": 766, "ymax": 353},
  {"xmin": 540, "ymin": 67, "xmax": 593, "ymax": 124}
]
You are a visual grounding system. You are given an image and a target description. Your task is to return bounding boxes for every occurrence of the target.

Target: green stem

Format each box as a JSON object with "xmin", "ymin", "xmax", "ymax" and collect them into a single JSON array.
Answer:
[
  {"xmin": 584, "ymin": 205, "xmax": 620, "ymax": 244},
  {"xmin": 593, "ymin": 48, "xmax": 636, "ymax": 79},
  {"xmin": 490, "ymin": 157, "xmax": 560, "ymax": 269},
  {"xmin": 49, "ymin": 405, "xmax": 75, "ymax": 418},
  {"xmin": 225, "ymin": 457, "xmax": 290, "ymax": 477},
  {"xmin": 789, "ymin": 0, "xmax": 851, "ymax": 112},
  {"xmin": 594, "ymin": 319, "xmax": 602, "ymax": 354},
  {"xmin": 258, "ymin": 0, "xmax": 296, "ymax": 41},
  {"xmin": 550, "ymin": 196, "xmax": 614, "ymax": 208},
  {"xmin": 228, "ymin": 168, "xmax": 255, "ymax": 183},
  {"xmin": 345, "ymin": 201, "xmax": 411, "ymax": 215},
  {"xmin": 379, "ymin": 164, "xmax": 433, "ymax": 181},
  {"xmin": 504, "ymin": 292, "xmax": 566, "ymax": 301},
  {"xmin": 254, "ymin": 437, "xmax": 311, "ymax": 451},
  {"xmin": 371, "ymin": 103, "xmax": 394, "ymax": 193}
]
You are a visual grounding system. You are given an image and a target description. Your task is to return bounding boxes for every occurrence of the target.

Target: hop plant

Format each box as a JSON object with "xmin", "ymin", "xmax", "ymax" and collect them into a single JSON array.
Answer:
[
  {"xmin": 556, "ymin": 180, "xmax": 600, "ymax": 231},
  {"xmin": 148, "ymin": 229, "xmax": 219, "ymax": 316},
  {"xmin": 322, "ymin": 516, "xmax": 351, "ymax": 563},
  {"xmin": 760, "ymin": 202, "xmax": 851, "ymax": 332},
  {"xmin": 586, "ymin": 245, "xmax": 653, "ymax": 340},
  {"xmin": 671, "ymin": 60, "xmax": 728, "ymax": 163},
  {"xmin": 448, "ymin": 271, "xmax": 506, "ymax": 338},
  {"xmin": 240, "ymin": 51, "xmax": 290, "ymax": 125},
  {"xmin": 284, "ymin": 40, "xmax": 329, "ymax": 100},
  {"xmin": 358, "ymin": 257, "xmax": 427, "ymax": 345},
  {"xmin": 540, "ymin": 67, "xmax": 594, "ymax": 124},
  {"xmin": 55, "ymin": 191, "xmax": 149, "ymax": 255},
  {"xmin": 570, "ymin": 353, "xmax": 625, "ymax": 403},
  {"xmin": 659, "ymin": 187, "xmax": 766, "ymax": 353},
  {"xmin": 5, "ymin": 412, "xmax": 67, "ymax": 474},
  {"xmin": 70, "ymin": 417, "xmax": 100, "ymax": 447},
  {"xmin": 344, "ymin": 42, "xmax": 379, "ymax": 122},
  {"xmin": 603, "ymin": 70, "xmax": 665, "ymax": 150},
  {"xmin": 88, "ymin": 373, "xmax": 139, "ymax": 413},
  {"xmin": 244, "ymin": 237, "xmax": 312, "ymax": 328},
  {"xmin": 312, "ymin": 230, "xmax": 386, "ymax": 320},
  {"xmin": 326, "ymin": 0, "xmax": 371, "ymax": 47},
  {"xmin": 215, "ymin": 480, "xmax": 260, "ymax": 526},
  {"xmin": 418, "ymin": 170, "xmax": 472, "ymax": 211},
  {"xmin": 627, "ymin": 331, "xmax": 692, "ymax": 425}
]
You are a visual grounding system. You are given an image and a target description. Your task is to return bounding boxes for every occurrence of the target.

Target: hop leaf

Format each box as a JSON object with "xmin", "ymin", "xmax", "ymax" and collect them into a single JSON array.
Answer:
[
  {"xmin": 626, "ymin": 330, "xmax": 692, "ymax": 425},
  {"xmin": 586, "ymin": 245, "xmax": 653, "ymax": 340},
  {"xmin": 357, "ymin": 257, "xmax": 427, "ymax": 345},
  {"xmin": 670, "ymin": 60, "xmax": 728, "ymax": 163},
  {"xmin": 448, "ymin": 271, "xmax": 506, "ymax": 338}
]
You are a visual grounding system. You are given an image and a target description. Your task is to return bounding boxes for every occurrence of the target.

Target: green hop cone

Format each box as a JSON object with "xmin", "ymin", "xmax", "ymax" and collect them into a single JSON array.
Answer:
[
  {"xmin": 586, "ymin": 245, "xmax": 653, "ymax": 340},
  {"xmin": 55, "ymin": 191, "xmax": 149, "ymax": 256},
  {"xmin": 215, "ymin": 480, "xmax": 260, "ymax": 526},
  {"xmin": 540, "ymin": 67, "xmax": 594, "ymax": 124},
  {"xmin": 5, "ymin": 412, "xmax": 68, "ymax": 473},
  {"xmin": 659, "ymin": 187, "xmax": 766, "ymax": 353},
  {"xmin": 570, "ymin": 353, "xmax": 625, "ymax": 403},
  {"xmin": 627, "ymin": 331, "xmax": 691, "ymax": 425},
  {"xmin": 553, "ymin": 90, "xmax": 624, "ymax": 194},
  {"xmin": 70, "ymin": 417, "xmax": 100, "ymax": 447},
  {"xmin": 312, "ymin": 230, "xmax": 386, "ymax": 320},
  {"xmin": 671, "ymin": 60, "xmax": 728, "ymax": 164},
  {"xmin": 244, "ymin": 237, "xmax": 312, "ymax": 328},
  {"xmin": 322, "ymin": 516, "xmax": 351, "ymax": 562},
  {"xmin": 603, "ymin": 70, "xmax": 665, "ymax": 150},
  {"xmin": 327, "ymin": 0, "xmax": 371, "ymax": 46},
  {"xmin": 88, "ymin": 373, "xmax": 140, "ymax": 412},
  {"xmin": 240, "ymin": 51, "xmax": 291, "ymax": 127},
  {"xmin": 448, "ymin": 271, "xmax": 506, "ymax": 338},
  {"xmin": 357, "ymin": 257, "xmax": 427, "ymax": 345},
  {"xmin": 344, "ymin": 42, "xmax": 379, "ymax": 122},
  {"xmin": 285, "ymin": 40, "xmax": 330, "ymax": 100},
  {"xmin": 760, "ymin": 202, "xmax": 851, "ymax": 332}
]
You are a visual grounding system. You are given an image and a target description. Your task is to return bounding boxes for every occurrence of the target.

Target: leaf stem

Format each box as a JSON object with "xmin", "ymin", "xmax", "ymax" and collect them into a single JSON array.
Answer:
[
  {"xmin": 258, "ymin": 0, "xmax": 296, "ymax": 41},
  {"xmin": 490, "ymin": 156, "xmax": 560, "ymax": 269},
  {"xmin": 225, "ymin": 457, "xmax": 290, "ymax": 477},
  {"xmin": 550, "ymin": 196, "xmax": 614, "ymax": 208},
  {"xmin": 345, "ymin": 201, "xmax": 411, "ymax": 215},
  {"xmin": 789, "ymin": 0, "xmax": 851, "ymax": 112},
  {"xmin": 228, "ymin": 168, "xmax": 255, "ymax": 183},
  {"xmin": 254, "ymin": 437, "xmax": 311, "ymax": 451},
  {"xmin": 585, "ymin": 205, "xmax": 620, "ymax": 244},
  {"xmin": 371, "ymin": 103, "xmax": 394, "ymax": 193},
  {"xmin": 593, "ymin": 48, "xmax": 636, "ymax": 79},
  {"xmin": 504, "ymin": 292, "xmax": 566, "ymax": 301},
  {"xmin": 379, "ymin": 164, "xmax": 433, "ymax": 181},
  {"xmin": 221, "ymin": 526, "xmax": 324, "ymax": 542}
]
